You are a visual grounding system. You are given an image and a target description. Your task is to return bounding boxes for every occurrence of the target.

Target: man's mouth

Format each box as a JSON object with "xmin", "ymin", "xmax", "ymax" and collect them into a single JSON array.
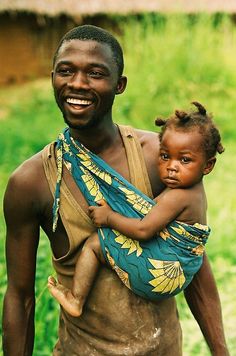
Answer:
[{"xmin": 66, "ymin": 97, "xmax": 93, "ymax": 106}]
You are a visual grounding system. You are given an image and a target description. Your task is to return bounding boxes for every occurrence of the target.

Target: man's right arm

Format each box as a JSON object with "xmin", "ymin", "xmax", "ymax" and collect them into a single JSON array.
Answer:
[{"xmin": 2, "ymin": 164, "xmax": 40, "ymax": 356}]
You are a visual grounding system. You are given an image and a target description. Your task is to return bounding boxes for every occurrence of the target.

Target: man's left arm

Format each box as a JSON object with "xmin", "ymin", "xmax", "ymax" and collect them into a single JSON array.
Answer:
[{"xmin": 184, "ymin": 253, "xmax": 229, "ymax": 356}]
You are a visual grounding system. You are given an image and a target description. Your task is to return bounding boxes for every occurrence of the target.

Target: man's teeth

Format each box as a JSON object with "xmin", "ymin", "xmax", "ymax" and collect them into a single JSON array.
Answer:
[{"xmin": 67, "ymin": 98, "xmax": 92, "ymax": 105}]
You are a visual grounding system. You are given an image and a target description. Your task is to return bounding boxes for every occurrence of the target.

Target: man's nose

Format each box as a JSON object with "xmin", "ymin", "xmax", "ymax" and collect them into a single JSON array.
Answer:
[{"xmin": 67, "ymin": 71, "xmax": 89, "ymax": 90}]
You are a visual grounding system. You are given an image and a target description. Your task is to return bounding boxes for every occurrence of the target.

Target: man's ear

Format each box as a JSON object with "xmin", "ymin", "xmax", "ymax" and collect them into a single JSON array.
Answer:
[
  {"xmin": 203, "ymin": 157, "xmax": 216, "ymax": 175},
  {"xmin": 116, "ymin": 76, "xmax": 127, "ymax": 95}
]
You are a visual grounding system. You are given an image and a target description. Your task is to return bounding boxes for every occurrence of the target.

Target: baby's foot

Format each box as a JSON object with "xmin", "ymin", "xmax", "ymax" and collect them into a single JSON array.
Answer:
[{"xmin": 47, "ymin": 276, "xmax": 83, "ymax": 317}]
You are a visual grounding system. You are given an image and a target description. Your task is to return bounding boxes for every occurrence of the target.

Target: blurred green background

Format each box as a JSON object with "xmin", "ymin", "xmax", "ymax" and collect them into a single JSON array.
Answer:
[{"xmin": 0, "ymin": 14, "xmax": 236, "ymax": 355}]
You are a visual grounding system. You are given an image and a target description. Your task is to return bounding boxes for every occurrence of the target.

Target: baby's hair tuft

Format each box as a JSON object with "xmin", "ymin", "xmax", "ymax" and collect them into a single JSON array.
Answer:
[
  {"xmin": 175, "ymin": 110, "xmax": 190, "ymax": 123},
  {"xmin": 191, "ymin": 101, "xmax": 207, "ymax": 115},
  {"xmin": 155, "ymin": 101, "xmax": 224, "ymax": 158},
  {"xmin": 155, "ymin": 118, "xmax": 167, "ymax": 127}
]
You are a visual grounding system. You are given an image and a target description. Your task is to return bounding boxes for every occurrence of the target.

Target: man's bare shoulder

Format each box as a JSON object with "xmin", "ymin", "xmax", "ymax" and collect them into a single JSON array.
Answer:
[
  {"xmin": 3, "ymin": 149, "xmax": 50, "ymax": 224},
  {"xmin": 133, "ymin": 128, "xmax": 160, "ymax": 154},
  {"xmin": 134, "ymin": 127, "xmax": 160, "ymax": 152},
  {"xmin": 5, "ymin": 150, "xmax": 46, "ymax": 199},
  {"xmin": 10, "ymin": 151, "xmax": 42, "ymax": 180},
  {"xmin": 133, "ymin": 128, "xmax": 159, "ymax": 144}
]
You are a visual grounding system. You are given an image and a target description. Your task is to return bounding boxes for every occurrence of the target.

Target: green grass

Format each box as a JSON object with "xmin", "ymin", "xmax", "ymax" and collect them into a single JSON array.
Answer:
[{"xmin": 1, "ymin": 14, "xmax": 236, "ymax": 355}]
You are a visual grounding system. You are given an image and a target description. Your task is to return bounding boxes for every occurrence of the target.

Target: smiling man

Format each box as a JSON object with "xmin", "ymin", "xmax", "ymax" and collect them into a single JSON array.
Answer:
[
  {"xmin": 2, "ymin": 25, "xmax": 229, "ymax": 356},
  {"xmin": 52, "ymin": 38, "xmax": 125, "ymax": 132}
]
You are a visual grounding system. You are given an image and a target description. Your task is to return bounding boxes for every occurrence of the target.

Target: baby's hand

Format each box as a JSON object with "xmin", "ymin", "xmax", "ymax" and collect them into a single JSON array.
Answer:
[{"xmin": 88, "ymin": 199, "xmax": 113, "ymax": 227}]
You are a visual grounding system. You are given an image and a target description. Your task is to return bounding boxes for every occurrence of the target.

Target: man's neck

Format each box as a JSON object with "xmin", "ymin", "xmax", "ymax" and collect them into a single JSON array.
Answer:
[{"xmin": 69, "ymin": 122, "xmax": 120, "ymax": 155}]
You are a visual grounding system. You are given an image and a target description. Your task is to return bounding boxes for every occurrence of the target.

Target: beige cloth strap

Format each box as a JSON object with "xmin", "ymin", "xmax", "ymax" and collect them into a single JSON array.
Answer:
[
  {"xmin": 118, "ymin": 125, "xmax": 153, "ymax": 198},
  {"xmin": 41, "ymin": 142, "xmax": 56, "ymax": 193}
]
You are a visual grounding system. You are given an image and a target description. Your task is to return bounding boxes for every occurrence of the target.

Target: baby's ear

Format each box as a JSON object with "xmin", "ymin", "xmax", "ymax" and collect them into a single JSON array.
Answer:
[{"xmin": 203, "ymin": 157, "xmax": 216, "ymax": 175}]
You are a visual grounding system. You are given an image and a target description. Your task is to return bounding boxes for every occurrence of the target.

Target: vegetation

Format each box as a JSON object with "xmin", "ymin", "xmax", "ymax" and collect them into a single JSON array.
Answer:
[{"xmin": 0, "ymin": 14, "xmax": 236, "ymax": 355}]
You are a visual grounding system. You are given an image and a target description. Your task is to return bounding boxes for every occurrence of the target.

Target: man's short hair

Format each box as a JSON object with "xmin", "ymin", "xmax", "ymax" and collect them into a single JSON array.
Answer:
[{"xmin": 53, "ymin": 25, "xmax": 124, "ymax": 77}]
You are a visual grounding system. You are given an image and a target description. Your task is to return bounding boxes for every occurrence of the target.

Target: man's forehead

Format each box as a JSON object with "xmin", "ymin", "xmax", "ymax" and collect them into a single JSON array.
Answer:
[{"xmin": 58, "ymin": 39, "xmax": 113, "ymax": 59}]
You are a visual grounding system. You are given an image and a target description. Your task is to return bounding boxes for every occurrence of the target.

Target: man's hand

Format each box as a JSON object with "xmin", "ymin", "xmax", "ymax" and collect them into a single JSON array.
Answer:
[{"xmin": 88, "ymin": 199, "xmax": 113, "ymax": 227}]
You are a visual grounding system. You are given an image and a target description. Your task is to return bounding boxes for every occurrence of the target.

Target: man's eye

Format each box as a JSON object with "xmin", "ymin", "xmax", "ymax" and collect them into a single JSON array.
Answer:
[
  {"xmin": 89, "ymin": 71, "xmax": 103, "ymax": 78},
  {"xmin": 57, "ymin": 68, "xmax": 73, "ymax": 76}
]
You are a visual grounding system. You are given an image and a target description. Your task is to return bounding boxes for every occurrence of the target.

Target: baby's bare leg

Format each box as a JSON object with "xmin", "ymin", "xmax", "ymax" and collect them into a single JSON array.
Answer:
[{"xmin": 48, "ymin": 232, "xmax": 104, "ymax": 317}]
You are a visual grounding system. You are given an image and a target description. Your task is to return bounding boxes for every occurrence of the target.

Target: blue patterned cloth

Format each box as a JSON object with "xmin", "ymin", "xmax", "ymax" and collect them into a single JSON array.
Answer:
[{"xmin": 53, "ymin": 127, "xmax": 210, "ymax": 301}]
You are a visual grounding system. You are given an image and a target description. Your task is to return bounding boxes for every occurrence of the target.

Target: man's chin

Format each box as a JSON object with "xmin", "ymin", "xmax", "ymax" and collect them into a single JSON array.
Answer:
[{"xmin": 63, "ymin": 115, "xmax": 98, "ymax": 131}]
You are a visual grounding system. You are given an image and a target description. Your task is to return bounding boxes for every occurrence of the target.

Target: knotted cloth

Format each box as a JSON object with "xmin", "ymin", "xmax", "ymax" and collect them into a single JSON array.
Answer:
[{"xmin": 53, "ymin": 128, "xmax": 210, "ymax": 300}]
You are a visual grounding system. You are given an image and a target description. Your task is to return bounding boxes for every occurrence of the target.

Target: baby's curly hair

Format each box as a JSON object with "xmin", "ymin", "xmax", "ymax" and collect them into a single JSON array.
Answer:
[{"xmin": 155, "ymin": 101, "xmax": 224, "ymax": 158}]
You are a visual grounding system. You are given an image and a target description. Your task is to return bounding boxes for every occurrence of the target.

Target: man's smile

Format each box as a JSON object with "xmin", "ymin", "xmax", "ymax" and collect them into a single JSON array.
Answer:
[
  {"xmin": 66, "ymin": 98, "xmax": 93, "ymax": 106},
  {"xmin": 65, "ymin": 96, "xmax": 95, "ymax": 112}
]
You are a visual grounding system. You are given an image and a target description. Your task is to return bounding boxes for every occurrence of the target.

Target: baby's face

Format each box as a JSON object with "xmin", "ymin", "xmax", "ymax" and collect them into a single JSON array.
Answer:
[{"xmin": 158, "ymin": 128, "xmax": 209, "ymax": 189}]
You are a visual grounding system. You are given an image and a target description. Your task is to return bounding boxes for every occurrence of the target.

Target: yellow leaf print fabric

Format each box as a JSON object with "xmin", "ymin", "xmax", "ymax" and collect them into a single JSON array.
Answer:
[
  {"xmin": 80, "ymin": 167, "xmax": 104, "ymax": 202},
  {"xmin": 148, "ymin": 259, "xmax": 185, "ymax": 294},
  {"xmin": 113, "ymin": 230, "xmax": 143, "ymax": 257},
  {"xmin": 118, "ymin": 187, "xmax": 153, "ymax": 215}
]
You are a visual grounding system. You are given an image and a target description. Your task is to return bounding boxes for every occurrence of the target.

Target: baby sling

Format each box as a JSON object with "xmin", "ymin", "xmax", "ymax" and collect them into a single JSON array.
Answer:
[{"xmin": 53, "ymin": 127, "xmax": 210, "ymax": 301}]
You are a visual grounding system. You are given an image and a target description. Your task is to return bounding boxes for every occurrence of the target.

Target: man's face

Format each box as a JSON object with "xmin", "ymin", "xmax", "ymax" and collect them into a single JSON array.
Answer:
[{"xmin": 52, "ymin": 39, "xmax": 124, "ymax": 130}]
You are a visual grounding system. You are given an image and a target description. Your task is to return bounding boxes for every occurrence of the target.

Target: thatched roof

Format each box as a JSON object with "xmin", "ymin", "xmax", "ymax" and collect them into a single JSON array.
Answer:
[{"xmin": 1, "ymin": 0, "xmax": 236, "ymax": 17}]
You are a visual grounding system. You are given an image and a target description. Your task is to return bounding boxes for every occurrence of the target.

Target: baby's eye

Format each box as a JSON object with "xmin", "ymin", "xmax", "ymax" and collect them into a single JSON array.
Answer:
[
  {"xmin": 160, "ymin": 153, "xmax": 169, "ymax": 160},
  {"xmin": 181, "ymin": 156, "xmax": 191, "ymax": 163}
]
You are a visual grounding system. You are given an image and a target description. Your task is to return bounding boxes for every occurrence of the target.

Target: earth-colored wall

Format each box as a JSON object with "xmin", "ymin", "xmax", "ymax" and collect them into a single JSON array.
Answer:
[{"xmin": 0, "ymin": 13, "xmax": 75, "ymax": 85}]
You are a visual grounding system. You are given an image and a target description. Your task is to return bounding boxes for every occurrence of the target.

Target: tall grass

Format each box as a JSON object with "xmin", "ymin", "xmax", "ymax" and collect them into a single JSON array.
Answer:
[
  {"xmin": 117, "ymin": 14, "xmax": 236, "ymax": 142},
  {"xmin": 1, "ymin": 14, "xmax": 236, "ymax": 355}
]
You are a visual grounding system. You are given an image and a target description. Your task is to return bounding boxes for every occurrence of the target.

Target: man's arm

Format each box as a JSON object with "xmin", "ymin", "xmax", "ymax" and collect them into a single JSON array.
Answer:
[
  {"xmin": 184, "ymin": 253, "xmax": 229, "ymax": 356},
  {"xmin": 2, "ymin": 165, "xmax": 40, "ymax": 356}
]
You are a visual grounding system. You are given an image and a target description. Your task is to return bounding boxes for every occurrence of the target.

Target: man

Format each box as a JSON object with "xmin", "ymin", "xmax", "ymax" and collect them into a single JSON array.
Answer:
[{"xmin": 2, "ymin": 25, "xmax": 229, "ymax": 355}]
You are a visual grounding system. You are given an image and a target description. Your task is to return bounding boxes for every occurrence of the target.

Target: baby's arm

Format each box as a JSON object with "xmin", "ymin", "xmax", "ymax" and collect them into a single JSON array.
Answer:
[
  {"xmin": 89, "ymin": 190, "xmax": 188, "ymax": 241},
  {"xmin": 88, "ymin": 200, "xmax": 147, "ymax": 239}
]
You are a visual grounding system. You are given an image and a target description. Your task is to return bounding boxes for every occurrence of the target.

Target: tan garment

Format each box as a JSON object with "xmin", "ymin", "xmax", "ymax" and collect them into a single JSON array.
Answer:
[{"xmin": 42, "ymin": 125, "xmax": 182, "ymax": 356}]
